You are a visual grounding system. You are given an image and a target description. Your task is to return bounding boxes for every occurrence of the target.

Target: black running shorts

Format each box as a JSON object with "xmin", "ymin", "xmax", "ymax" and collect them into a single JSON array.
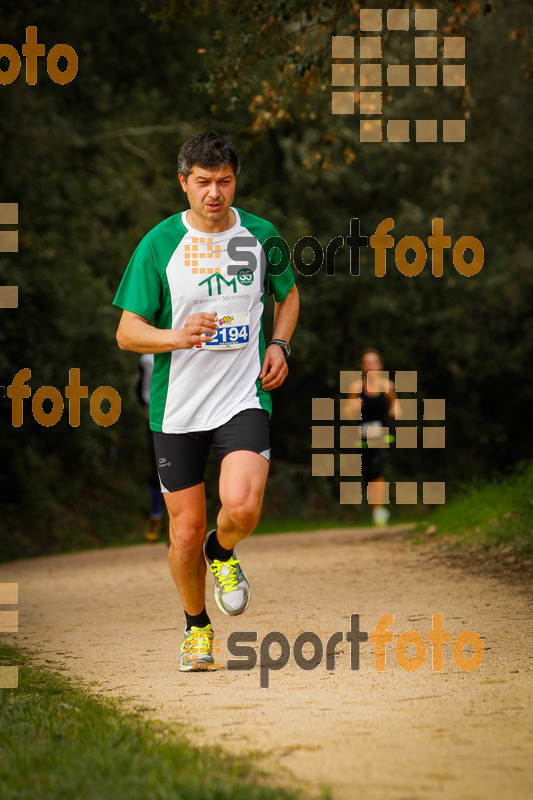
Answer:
[
  {"xmin": 152, "ymin": 408, "xmax": 270, "ymax": 493},
  {"xmin": 361, "ymin": 447, "xmax": 388, "ymax": 483}
]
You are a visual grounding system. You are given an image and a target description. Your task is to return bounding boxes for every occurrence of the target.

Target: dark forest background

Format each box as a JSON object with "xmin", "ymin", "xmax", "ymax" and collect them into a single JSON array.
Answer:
[{"xmin": 1, "ymin": 0, "xmax": 532, "ymax": 560}]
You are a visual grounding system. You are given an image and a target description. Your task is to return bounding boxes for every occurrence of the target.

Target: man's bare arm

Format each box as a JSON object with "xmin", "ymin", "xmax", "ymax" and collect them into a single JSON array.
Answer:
[
  {"xmin": 271, "ymin": 283, "xmax": 299, "ymax": 342},
  {"xmin": 387, "ymin": 381, "xmax": 402, "ymax": 420},
  {"xmin": 259, "ymin": 284, "xmax": 300, "ymax": 390},
  {"xmin": 342, "ymin": 385, "xmax": 362, "ymax": 420},
  {"xmin": 116, "ymin": 309, "xmax": 217, "ymax": 353}
]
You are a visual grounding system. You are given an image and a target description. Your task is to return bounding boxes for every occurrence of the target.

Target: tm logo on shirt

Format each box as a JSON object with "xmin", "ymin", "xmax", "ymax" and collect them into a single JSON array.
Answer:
[{"xmin": 198, "ymin": 273, "xmax": 238, "ymax": 297}]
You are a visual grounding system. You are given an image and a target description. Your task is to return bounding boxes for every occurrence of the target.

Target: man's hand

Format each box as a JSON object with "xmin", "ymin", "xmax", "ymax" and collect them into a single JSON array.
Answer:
[
  {"xmin": 259, "ymin": 344, "xmax": 288, "ymax": 390},
  {"xmin": 178, "ymin": 312, "xmax": 218, "ymax": 348}
]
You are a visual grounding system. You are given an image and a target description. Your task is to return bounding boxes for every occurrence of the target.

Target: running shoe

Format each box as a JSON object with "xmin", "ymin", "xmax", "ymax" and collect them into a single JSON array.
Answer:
[
  {"xmin": 372, "ymin": 507, "xmax": 390, "ymax": 528},
  {"xmin": 144, "ymin": 516, "xmax": 162, "ymax": 542},
  {"xmin": 179, "ymin": 624, "xmax": 215, "ymax": 672},
  {"xmin": 204, "ymin": 530, "xmax": 251, "ymax": 616}
]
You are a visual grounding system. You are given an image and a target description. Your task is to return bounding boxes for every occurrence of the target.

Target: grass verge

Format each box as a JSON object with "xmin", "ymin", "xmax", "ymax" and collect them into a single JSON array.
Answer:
[
  {"xmin": 417, "ymin": 460, "xmax": 533, "ymax": 562},
  {"xmin": 254, "ymin": 517, "xmax": 369, "ymax": 535},
  {"xmin": 0, "ymin": 644, "xmax": 318, "ymax": 800}
]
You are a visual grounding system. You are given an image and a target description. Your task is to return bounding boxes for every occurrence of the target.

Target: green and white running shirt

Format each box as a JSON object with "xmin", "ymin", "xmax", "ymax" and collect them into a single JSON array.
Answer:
[{"xmin": 113, "ymin": 207, "xmax": 295, "ymax": 433}]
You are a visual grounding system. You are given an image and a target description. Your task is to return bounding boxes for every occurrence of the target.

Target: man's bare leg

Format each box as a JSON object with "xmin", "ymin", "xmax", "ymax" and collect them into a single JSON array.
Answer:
[
  {"xmin": 368, "ymin": 476, "xmax": 386, "ymax": 508},
  {"xmin": 217, "ymin": 450, "xmax": 270, "ymax": 548},
  {"xmin": 368, "ymin": 477, "xmax": 390, "ymax": 526},
  {"xmin": 164, "ymin": 483, "xmax": 208, "ymax": 615},
  {"xmin": 203, "ymin": 450, "xmax": 269, "ymax": 616}
]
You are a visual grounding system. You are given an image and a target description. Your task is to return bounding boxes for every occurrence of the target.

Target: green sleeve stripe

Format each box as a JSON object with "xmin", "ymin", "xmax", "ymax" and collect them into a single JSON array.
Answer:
[
  {"xmin": 255, "ymin": 295, "xmax": 272, "ymax": 417},
  {"xmin": 113, "ymin": 214, "xmax": 187, "ymax": 431},
  {"xmin": 112, "ymin": 300, "xmax": 154, "ymax": 320},
  {"xmin": 113, "ymin": 215, "xmax": 187, "ymax": 318},
  {"xmin": 236, "ymin": 208, "xmax": 295, "ymax": 301},
  {"xmin": 149, "ymin": 257, "xmax": 174, "ymax": 430},
  {"xmin": 271, "ymin": 271, "xmax": 295, "ymax": 302}
]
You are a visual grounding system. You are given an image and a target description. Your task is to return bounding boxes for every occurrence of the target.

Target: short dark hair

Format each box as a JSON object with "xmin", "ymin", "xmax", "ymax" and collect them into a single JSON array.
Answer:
[{"xmin": 177, "ymin": 132, "xmax": 240, "ymax": 180}]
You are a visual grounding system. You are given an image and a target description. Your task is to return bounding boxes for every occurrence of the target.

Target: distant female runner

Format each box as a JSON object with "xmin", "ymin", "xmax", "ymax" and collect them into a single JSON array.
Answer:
[{"xmin": 344, "ymin": 349, "xmax": 401, "ymax": 526}]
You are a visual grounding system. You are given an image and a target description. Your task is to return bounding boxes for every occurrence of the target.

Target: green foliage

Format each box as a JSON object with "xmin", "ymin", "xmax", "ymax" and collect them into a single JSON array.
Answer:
[
  {"xmin": 0, "ymin": 0, "xmax": 218, "ymax": 553},
  {"xmin": 0, "ymin": 0, "xmax": 531, "ymax": 558},
  {"xmin": 423, "ymin": 460, "xmax": 533, "ymax": 557},
  {"xmin": 0, "ymin": 644, "xmax": 306, "ymax": 800}
]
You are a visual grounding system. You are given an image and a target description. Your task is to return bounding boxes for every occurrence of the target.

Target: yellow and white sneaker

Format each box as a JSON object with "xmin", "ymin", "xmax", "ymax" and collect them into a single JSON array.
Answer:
[
  {"xmin": 179, "ymin": 624, "xmax": 216, "ymax": 672},
  {"xmin": 204, "ymin": 530, "xmax": 251, "ymax": 616}
]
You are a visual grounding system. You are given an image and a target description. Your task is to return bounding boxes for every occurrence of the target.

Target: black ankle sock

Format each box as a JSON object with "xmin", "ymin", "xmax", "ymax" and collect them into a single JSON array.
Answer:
[
  {"xmin": 185, "ymin": 607, "xmax": 211, "ymax": 630},
  {"xmin": 205, "ymin": 530, "xmax": 234, "ymax": 562}
]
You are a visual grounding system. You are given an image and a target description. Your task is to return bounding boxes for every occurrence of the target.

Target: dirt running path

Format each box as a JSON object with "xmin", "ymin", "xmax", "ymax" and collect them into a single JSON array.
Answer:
[{"xmin": 1, "ymin": 527, "xmax": 532, "ymax": 799}]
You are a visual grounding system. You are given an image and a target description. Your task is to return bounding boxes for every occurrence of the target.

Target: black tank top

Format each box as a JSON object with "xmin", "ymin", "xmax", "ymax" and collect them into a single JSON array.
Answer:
[{"xmin": 360, "ymin": 385, "xmax": 389, "ymax": 425}]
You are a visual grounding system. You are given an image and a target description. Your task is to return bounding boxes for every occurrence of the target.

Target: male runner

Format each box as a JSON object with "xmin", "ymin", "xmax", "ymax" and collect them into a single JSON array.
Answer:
[{"xmin": 113, "ymin": 132, "xmax": 299, "ymax": 672}]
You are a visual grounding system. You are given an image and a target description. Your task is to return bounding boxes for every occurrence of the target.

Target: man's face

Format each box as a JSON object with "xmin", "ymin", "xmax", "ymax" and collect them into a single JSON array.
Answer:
[{"xmin": 178, "ymin": 165, "xmax": 236, "ymax": 225}]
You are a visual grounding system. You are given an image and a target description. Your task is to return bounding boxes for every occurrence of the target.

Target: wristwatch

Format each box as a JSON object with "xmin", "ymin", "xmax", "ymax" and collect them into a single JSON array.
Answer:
[{"xmin": 269, "ymin": 339, "xmax": 291, "ymax": 358}]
